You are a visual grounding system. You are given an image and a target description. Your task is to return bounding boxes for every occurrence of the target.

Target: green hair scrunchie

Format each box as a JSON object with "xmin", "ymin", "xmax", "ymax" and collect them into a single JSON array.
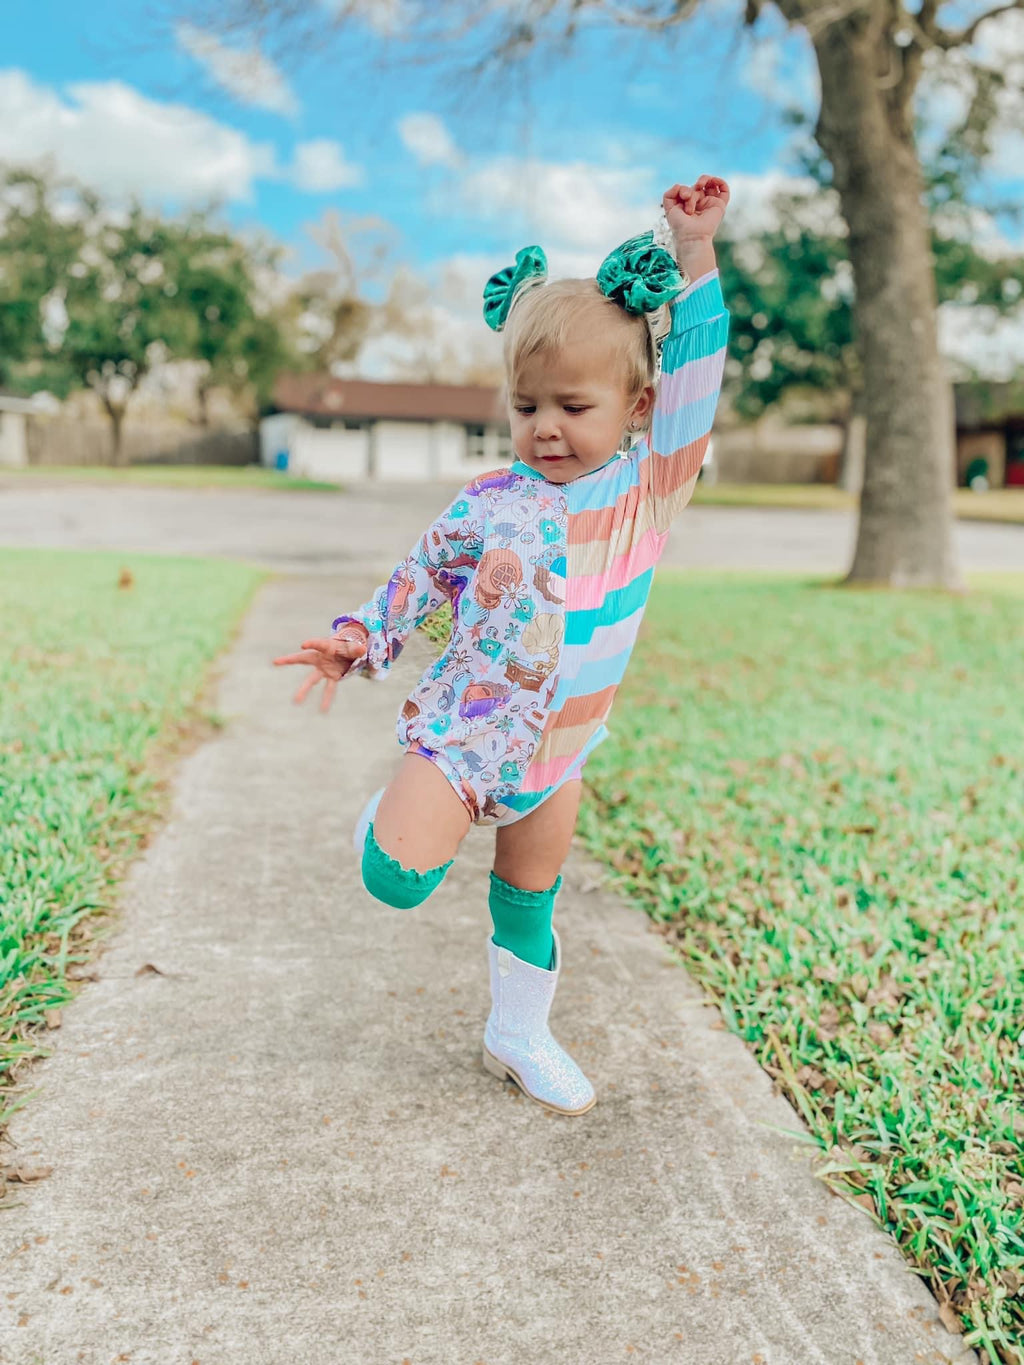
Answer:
[
  {"xmin": 596, "ymin": 230, "xmax": 685, "ymax": 315},
  {"xmin": 483, "ymin": 245, "xmax": 548, "ymax": 332}
]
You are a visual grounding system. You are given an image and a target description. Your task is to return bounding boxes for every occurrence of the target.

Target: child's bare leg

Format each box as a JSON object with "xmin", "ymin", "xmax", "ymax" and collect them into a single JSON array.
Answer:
[
  {"xmin": 492, "ymin": 778, "xmax": 583, "ymax": 890},
  {"xmin": 372, "ymin": 751, "xmax": 473, "ymax": 873}
]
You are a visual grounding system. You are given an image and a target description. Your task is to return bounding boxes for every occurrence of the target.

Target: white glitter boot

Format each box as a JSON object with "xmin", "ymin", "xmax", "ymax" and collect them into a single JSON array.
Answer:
[
  {"xmin": 352, "ymin": 787, "xmax": 385, "ymax": 855},
  {"xmin": 482, "ymin": 927, "xmax": 596, "ymax": 1116}
]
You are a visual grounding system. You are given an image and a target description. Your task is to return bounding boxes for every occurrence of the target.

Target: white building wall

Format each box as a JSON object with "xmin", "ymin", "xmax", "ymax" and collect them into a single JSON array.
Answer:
[
  {"xmin": 434, "ymin": 422, "xmax": 471, "ymax": 478},
  {"xmin": 0, "ymin": 411, "xmax": 28, "ymax": 467},
  {"xmin": 374, "ymin": 420, "xmax": 434, "ymax": 480},
  {"xmin": 265, "ymin": 412, "xmax": 515, "ymax": 482},
  {"xmin": 259, "ymin": 413, "xmax": 300, "ymax": 468},
  {"xmin": 435, "ymin": 421, "xmax": 514, "ymax": 479},
  {"xmin": 290, "ymin": 424, "xmax": 369, "ymax": 483}
]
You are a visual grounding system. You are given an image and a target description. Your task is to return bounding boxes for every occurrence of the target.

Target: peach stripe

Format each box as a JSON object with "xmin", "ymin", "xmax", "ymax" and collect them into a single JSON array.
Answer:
[{"xmin": 572, "ymin": 525, "xmax": 668, "ymax": 609}]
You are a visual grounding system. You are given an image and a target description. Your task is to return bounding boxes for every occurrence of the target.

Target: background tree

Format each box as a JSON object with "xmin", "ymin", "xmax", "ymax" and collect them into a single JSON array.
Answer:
[
  {"xmin": 0, "ymin": 167, "xmax": 82, "ymax": 397},
  {"xmin": 174, "ymin": 219, "xmax": 294, "ymax": 425},
  {"xmin": 284, "ymin": 209, "xmax": 395, "ymax": 373},
  {"xmin": 719, "ymin": 170, "xmax": 1024, "ymax": 489},
  {"xmin": 0, "ymin": 162, "xmax": 298, "ymax": 456},
  {"xmin": 180, "ymin": 0, "xmax": 1024, "ymax": 589}
]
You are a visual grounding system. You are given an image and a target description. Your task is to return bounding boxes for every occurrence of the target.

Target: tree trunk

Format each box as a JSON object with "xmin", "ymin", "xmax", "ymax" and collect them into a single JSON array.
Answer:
[
  {"xmin": 102, "ymin": 396, "xmax": 128, "ymax": 467},
  {"xmin": 811, "ymin": 13, "xmax": 962, "ymax": 588}
]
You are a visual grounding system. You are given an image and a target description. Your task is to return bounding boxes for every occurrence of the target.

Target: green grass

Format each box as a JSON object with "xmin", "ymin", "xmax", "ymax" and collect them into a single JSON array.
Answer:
[
  {"xmin": 424, "ymin": 572, "xmax": 1024, "ymax": 1357},
  {"xmin": 0, "ymin": 464, "xmax": 343, "ymax": 492},
  {"xmin": 568, "ymin": 569, "xmax": 1024, "ymax": 1364},
  {"xmin": 691, "ymin": 481, "xmax": 855, "ymax": 510},
  {"xmin": 692, "ymin": 481, "xmax": 1024, "ymax": 526},
  {"xmin": 0, "ymin": 548, "xmax": 265, "ymax": 1137}
]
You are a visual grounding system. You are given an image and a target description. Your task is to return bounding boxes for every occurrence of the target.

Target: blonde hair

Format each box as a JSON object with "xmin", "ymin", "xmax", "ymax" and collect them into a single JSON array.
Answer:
[{"xmin": 502, "ymin": 279, "xmax": 658, "ymax": 429}]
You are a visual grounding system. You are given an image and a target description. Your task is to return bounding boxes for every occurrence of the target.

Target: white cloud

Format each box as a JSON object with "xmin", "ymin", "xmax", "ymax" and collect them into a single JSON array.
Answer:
[
  {"xmin": 398, "ymin": 112, "xmax": 461, "ymax": 168},
  {"xmin": 460, "ymin": 158, "xmax": 657, "ymax": 255},
  {"xmin": 176, "ymin": 23, "xmax": 299, "ymax": 116},
  {"xmin": 723, "ymin": 170, "xmax": 845, "ymax": 235},
  {"xmin": 456, "ymin": 158, "xmax": 840, "ymax": 272},
  {"xmin": 917, "ymin": 11, "xmax": 1024, "ymax": 182},
  {"xmin": 290, "ymin": 139, "xmax": 363, "ymax": 192},
  {"xmin": 740, "ymin": 32, "xmax": 819, "ymax": 115},
  {"xmin": 0, "ymin": 68, "xmax": 275, "ymax": 203}
]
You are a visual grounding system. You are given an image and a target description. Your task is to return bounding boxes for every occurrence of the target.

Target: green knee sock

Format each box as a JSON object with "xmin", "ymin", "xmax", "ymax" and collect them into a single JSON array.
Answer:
[
  {"xmin": 488, "ymin": 870, "xmax": 562, "ymax": 970},
  {"xmin": 362, "ymin": 822, "xmax": 453, "ymax": 909}
]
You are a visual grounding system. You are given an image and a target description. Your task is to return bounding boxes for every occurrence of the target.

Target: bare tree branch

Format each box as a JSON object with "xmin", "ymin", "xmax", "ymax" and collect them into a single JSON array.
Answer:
[
  {"xmin": 934, "ymin": 0, "xmax": 1024, "ymax": 49},
  {"xmin": 915, "ymin": 0, "xmax": 941, "ymax": 42}
]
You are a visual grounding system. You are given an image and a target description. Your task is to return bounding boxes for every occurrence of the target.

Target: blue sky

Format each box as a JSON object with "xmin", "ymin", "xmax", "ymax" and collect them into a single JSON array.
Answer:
[
  {"xmin": 4, "ymin": 1, "xmax": 1023, "ymax": 380},
  {"xmin": 2, "ymin": 0, "xmax": 823, "ymax": 275}
]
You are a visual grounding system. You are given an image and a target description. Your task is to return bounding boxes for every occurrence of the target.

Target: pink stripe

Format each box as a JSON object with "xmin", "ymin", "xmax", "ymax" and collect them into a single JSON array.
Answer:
[
  {"xmin": 658, "ymin": 346, "xmax": 727, "ymax": 416},
  {"xmin": 520, "ymin": 752, "xmax": 575, "ymax": 793},
  {"xmin": 572, "ymin": 525, "xmax": 668, "ymax": 608}
]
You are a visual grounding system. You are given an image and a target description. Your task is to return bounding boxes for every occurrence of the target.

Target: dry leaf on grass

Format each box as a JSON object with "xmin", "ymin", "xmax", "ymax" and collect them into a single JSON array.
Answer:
[{"xmin": 937, "ymin": 1302, "xmax": 963, "ymax": 1334}]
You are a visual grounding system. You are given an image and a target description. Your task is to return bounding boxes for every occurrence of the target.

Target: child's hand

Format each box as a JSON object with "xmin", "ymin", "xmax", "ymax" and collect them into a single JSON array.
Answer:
[
  {"xmin": 273, "ymin": 634, "xmax": 366, "ymax": 713},
  {"xmin": 663, "ymin": 176, "xmax": 730, "ymax": 245}
]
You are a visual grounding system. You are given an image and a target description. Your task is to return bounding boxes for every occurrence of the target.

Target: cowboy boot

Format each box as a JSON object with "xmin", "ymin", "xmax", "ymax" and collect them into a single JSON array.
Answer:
[
  {"xmin": 482, "ymin": 926, "xmax": 596, "ymax": 1116},
  {"xmin": 352, "ymin": 786, "xmax": 385, "ymax": 854}
]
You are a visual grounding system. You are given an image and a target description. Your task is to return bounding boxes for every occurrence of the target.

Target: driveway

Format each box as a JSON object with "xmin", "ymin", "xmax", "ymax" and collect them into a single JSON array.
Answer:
[{"xmin": 2, "ymin": 476, "xmax": 1024, "ymax": 576}]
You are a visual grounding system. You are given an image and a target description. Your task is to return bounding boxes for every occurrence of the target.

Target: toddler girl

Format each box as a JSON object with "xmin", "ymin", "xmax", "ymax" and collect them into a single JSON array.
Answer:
[{"xmin": 274, "ymin": 175, "xmax": 731, "ymax": 1117}]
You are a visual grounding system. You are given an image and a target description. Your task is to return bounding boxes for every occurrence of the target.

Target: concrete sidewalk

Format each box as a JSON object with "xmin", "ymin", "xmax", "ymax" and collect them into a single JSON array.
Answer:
[{"xmin": 0, "ymin": 575, "xmax": 975, "ymax": 1365}]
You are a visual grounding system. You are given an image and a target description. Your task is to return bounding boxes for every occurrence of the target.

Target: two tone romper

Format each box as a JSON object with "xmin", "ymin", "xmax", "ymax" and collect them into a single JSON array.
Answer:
[{"xmin": 333, "ymin": 269, "xmax": 730, "ymax": 828}]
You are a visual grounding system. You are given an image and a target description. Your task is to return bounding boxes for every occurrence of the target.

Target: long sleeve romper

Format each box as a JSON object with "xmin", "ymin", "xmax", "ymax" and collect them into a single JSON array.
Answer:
[{"xmin": 333, "ymin": 269, "xmax": 730, "ymax": 828}]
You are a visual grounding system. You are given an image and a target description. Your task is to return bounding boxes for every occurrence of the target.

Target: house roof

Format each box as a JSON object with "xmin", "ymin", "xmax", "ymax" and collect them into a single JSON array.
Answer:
[
  {"xmin": 954, "ymin": 380, "xmax": 1024, "ymax": 428},
  {"xmin": 272, "ymin": 374, "xmax": 505, "ymax": 425}
]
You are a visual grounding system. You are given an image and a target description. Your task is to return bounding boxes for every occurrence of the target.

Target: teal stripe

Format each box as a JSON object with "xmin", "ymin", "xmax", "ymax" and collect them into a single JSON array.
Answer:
[
  {"xmin": 661, "ymin": 310, "xmax": 729, "ymax": 377},
  {"xmin": 668, "ymin": 272, "xmax": 726, "ymax": 332},
  {"xmin": 563, "ymin": 568, "xmax": 654, "ymax": 646}
]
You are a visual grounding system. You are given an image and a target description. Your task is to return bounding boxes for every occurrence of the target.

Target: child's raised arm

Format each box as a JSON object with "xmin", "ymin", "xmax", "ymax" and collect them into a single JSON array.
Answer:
[{"xmin": 641, "ymin": 177, "xmax": 731, "ymax": 529}]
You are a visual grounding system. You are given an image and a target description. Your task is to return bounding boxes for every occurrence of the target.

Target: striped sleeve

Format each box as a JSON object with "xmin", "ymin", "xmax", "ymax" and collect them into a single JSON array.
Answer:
[{"xmin": 642, "ymin": 268, "xmax": 729, "ymax": 529}]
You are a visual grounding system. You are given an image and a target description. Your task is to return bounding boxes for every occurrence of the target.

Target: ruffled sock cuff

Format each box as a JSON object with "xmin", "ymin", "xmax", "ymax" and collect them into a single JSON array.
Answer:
[{"xmin": 489, "ymin": 870, "xmax": 563, "ymax": 904}]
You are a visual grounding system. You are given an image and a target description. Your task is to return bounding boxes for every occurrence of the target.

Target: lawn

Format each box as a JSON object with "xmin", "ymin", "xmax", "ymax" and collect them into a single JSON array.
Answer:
[
  {"xmin": 0, "ymin": 549, "xmax": 265, "ymax": 1141},
  {"xmin": 0, "ymin": 464, "xmax": 342, "ymax": 492},
  {"xmin": 692, "ymin": 481, "xmax": 1024, "ymax": 525},
  {"xmin": 424, "ymin": 571, "xmax": 1024, "ymax": 1356},
  {"xmin": 570, "ymin": 569, "xmax": 1024, "ymax": 1364}
]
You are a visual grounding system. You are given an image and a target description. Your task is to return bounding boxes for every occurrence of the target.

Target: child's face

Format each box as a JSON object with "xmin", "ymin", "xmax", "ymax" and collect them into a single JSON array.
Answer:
[{"xmin": 508, "ymin": 334, "xmax": 653, "ymax": 484}]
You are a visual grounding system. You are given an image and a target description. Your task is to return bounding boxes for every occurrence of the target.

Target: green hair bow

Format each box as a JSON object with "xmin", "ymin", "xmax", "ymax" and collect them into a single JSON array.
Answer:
[
  {"xmin": 483, "ymin": 245, "xmax": 548, "ymax": 332},
  {"xmin": 482, "ymin": 229, "xmax": 686, "ymax": 332},
  {"xmin": 596, "ymin": 230, "xmax": 686, "ymax": 314}
]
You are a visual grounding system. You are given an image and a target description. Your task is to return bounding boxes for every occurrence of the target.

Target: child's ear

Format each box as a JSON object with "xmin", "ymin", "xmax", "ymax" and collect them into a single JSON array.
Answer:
[{"xmin": 630, "ymin": 385, "xmax": 655, "ymax": 426}]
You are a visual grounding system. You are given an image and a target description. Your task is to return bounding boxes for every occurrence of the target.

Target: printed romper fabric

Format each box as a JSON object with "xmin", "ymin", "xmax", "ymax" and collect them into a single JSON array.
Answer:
[{"xmin": 333, "ymin": 270, "xmax": 730, "ymax": 828}]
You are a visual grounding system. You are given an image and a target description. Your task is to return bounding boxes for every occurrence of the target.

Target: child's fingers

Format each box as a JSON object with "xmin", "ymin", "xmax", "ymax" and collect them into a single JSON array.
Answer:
[
  {"xmin": 695, "ymin": 175, "xmax": 730, "ymax": 204},
  {"xmin": 274, "ymin": 650, "xmax": 319, "ymax": 666},
  {"xmin": 320, "ymin": 677, "xmax": 338, "ymax": 714},
  {"xmin": 293, "ymin": 670, "xmax": 321, "ymax": 706}
]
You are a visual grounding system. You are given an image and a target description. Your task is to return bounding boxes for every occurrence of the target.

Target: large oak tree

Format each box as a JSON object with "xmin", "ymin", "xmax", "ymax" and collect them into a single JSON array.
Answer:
[{"xmin": 177, "ymin": 0, "xmax": 1022, "ymax": 588}]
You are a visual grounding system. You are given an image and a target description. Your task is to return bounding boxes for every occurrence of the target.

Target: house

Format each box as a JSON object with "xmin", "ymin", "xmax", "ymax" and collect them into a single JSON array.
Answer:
[
  {"xmin": 0, "ymin": 390, "xmax": 47, "ymax": 466},
  {"xmin": 263, "ymin": 375, "xmax": 513, "ymax": 482},
  {"xmin": 954, "ymin": 380, "xmax": 1024, "ymax": 487}
]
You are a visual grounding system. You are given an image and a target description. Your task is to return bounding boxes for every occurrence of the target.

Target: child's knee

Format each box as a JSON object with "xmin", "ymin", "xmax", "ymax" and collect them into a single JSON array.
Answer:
[{"xmin": 360, "ymin": 822, "xmax": 454, "ymax": 909}]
